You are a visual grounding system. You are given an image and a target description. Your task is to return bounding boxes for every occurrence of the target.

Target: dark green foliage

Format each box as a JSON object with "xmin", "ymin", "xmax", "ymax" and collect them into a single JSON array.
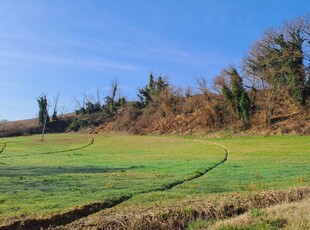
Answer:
[
  {"xmin": 70, "ymin": 79, "xmax": 127, "ymax": 131},
  {"xmin": 137, "ymin": 74, "xmax": 169, "ymax": 108},
  {"xmin": 75, "ymin": 107, "xmax": 86, "ymax": 115},
  {"xmin": 75, "ymin": 102, "xmax": 101, "ymax": 115},
  {"xmin": 222, "ymin": 85, "xmax": 233, "ymax": 103},
  {"xmin": 104, "ymin": 79, "xmax": 122, "ymax": 114},
  {"xmin": 137, "ymin": 87, "xmax": 152, "ymax": 108},
  {"xmin": 68, "ymin": 111, "xmax": 112, "ymax": 132},
  {"xmin": 244, "ymin": 15, "xmax": 310, "ymax": 106},
  {"xmin": 230, "ymin": 69, "xmax": 244, "ymax": 116},
  {"xmin": 221, "ymin": 68, "xmax": 251, "ymax": 123},
  {"xmin": 37, "ymin": 95, "xmax": 49, "ymax": 126},
  {"xmin": 270, "ymin": 32, "xmax": 306, "ymax": 105},
  {"xmin": 51, "ymin": 94, "xmax": 59, "ymax": 122},
  {"xmin": 52, "ymin": 110, "xmax": 58, "ymax": 122},
  {"xmin": 239, "ymin": 92, "xmax": 251, "ymax": 123},
  {"xmin": 105, "ymin": 96, "xmax": 117, "ymax": 113},
  {"xmin": 68, "ymin": 117, "xmax": 89, "ymax": 132},
  {"xmin": 148, "ymin": 73, "xmax": 155, "ymax": 89},
  {"xmin": 86, "ymin": 102, "xmax": 101, "ymax": 114},
  {"xmin": 119, "ymin": 97, "xmax": 126, "ymax": 110}
]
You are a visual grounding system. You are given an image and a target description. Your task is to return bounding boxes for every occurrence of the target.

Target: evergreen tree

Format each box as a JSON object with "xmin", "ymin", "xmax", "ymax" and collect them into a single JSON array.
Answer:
[
  {"xmin": 37, "ymin": 95, "xmax": 49, "ymax": 126},
  {"xmin": 221, "ymin": 68, "xmax": 251, "ymax": 123},
  {"xmin": 137, "ymin": 74, "xmax": 168, "ymax": 108}
]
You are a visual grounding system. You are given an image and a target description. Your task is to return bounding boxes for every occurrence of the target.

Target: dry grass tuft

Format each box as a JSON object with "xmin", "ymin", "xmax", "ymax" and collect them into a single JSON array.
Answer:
[
  {"xmin": 211, "ymin": 196, "xmax": 310, "ymax": 229},
  {"xmin": 55, "ymin": 187, "xmax": 310, "ymax": 230}
]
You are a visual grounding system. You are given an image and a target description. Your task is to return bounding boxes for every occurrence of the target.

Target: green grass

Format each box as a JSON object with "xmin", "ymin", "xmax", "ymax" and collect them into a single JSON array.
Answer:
[
  {"xmin": 183, "ymin": 135, "xmax": 310, "ymax": 194},
  {"xmin": 121, "ymin": 135, "xmax": 309, "ymax": 209},
  {"xmin": 0, "ymin": 134, "xmax": 309, "ymax": 226},
  {"xmin": 0, "ymin": 134, "xmax": 224, "ymax": 223}
]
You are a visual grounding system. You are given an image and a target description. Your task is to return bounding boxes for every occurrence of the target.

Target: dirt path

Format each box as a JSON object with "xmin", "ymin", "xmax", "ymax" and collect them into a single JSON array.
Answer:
[{"xmin": 0, "ymin": 139, "xmax": 229, "ymax": 230}]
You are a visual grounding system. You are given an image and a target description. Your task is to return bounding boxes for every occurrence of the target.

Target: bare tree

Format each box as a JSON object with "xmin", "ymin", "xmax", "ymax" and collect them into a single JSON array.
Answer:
[
  {"xmin": 105, "ymin": 78, "xmax": 120, "ymax": 113},
  {"xmin": 195, "ymin": 76, "xmax": 208, "ymax": 95}
]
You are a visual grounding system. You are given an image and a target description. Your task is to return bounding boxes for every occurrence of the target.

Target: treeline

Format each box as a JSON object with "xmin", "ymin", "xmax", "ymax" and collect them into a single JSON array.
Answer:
[{"xmin": 38, "ymin": 15, "xmax": 310, "ymax": 134}]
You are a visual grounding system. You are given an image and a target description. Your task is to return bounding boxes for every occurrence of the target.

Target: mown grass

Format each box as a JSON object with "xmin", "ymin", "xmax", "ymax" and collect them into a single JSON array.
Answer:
[
  {"xmin": 166, "ymin": 135, "xmax": 310, "ymax": 230},
  {"xmin": 0, "ymin": 134, "xmax": 309, "ymax": 228},
  {"xmin": 0, "ymin": 134, "xmax": 224, "ymax": 224},
  {"xmin": 80, "ymin": 135, "xmax": 309, "ymax": 230},
  {"xmin": 175, "ymin": 135, "xmax": 310, "ymax": 194},
  {"xmin": 121, "ymin": 135, "xmax": 309, "ymax": 208}
]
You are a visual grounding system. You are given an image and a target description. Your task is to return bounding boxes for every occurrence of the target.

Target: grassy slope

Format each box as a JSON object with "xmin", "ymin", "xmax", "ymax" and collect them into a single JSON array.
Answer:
[
  {"xmin": 121, "ymin": 135, "xmax": 310, "ymax": 207},
  {"xmin": 61, "ymin": 135, "xmax": 310, "ymax": 229},
  {"xmin": 0, "ymin": 134, "xmax": 309, "ymax": 228},
  {"xmin": 178, "ymin": 135, "xmax": 310, "ymax": 193},
  {"xmin": 0, "ymin": 134, "xmax": 224, "ymax": 224}
]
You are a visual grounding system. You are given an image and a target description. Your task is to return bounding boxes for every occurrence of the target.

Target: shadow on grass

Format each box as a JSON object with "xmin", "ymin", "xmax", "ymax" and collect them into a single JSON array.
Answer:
[{"xmin": 0, "ymin": 165, "xmax": 144, "ymax": 177}]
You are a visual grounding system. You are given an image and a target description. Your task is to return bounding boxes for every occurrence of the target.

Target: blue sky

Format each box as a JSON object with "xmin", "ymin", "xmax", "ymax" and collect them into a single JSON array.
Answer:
[{"xmin": 0, "ymin": 0, "xmax": 309, "ymax": 121}]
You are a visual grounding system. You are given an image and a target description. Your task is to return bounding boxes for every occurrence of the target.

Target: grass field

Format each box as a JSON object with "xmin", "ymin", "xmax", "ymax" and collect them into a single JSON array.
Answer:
[
  {"xmin": 0, "ymin": 134, "xmax": 225, "ymax": 225},
  {"xmin": 0, "ymin": 134, "xmax": 309, "ymax": 228}
]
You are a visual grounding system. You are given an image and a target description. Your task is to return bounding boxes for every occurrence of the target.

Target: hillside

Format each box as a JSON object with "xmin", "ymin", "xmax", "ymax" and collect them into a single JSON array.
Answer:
[
  {"xmin": 85, "ymin": 90, "xmax": 310, "ymax": 137},
  {"xmin": 1, "ymin": 90, "xmax": 309, "ymax": 138},
  {"xmin": 0, "ymin": 114, "xmax": 75, "ymax": 138},
  {"xmin": 3, "ymin": 15, "xmax": 310, "ymax": 138}
]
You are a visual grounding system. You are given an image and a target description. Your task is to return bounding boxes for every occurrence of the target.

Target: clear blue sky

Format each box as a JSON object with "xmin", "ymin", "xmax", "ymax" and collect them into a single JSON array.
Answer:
[{"xmin": 0, "ymin": 0, "xmax": 309, "ymax": 121}]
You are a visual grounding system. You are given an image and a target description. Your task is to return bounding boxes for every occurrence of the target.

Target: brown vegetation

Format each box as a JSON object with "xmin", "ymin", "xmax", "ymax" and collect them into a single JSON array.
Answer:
[
  {"xmin": 86, "ymin": 15, "xmax": 310, "ymax": 136},
  {"xmin": 0, "ymin": 114, "xmax": 75, "ymax": 138},
  {"xmin": 53, "ymin": 187, "xmax": 310, "ymax": 230},
  {"xmin": 89, "ymin": 88, "xmax": 309, "ymax": 136},
  {"xmin": 211, "ymin": 196, "xmax": 310, "ymax": 229}
]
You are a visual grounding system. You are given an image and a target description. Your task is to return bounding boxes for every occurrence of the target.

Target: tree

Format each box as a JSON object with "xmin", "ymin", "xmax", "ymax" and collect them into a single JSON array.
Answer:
[
  {"xmin": 37, "ymin": 95, "xmax": 49, "ymax": 126},
  {"xmin": 243, "ymin": 15, "xmax": 310, "ymax": 105},
  {"xmin": 119, "ymin": 97, "xmax": 126, "ymax": 110},
  {"xmin": 137, "ymin": 74, "xmax": 168, "ymax": 108},
  {"xmin": 239, "ymin": 91, "xmax": 251, "ymax": 123},
  {"xmin": 218, "ymin": 67, "xmax": 251, "ymax": 124},
  {"xmin": 105, "ymin": 78, "xmax": 121, "ymax": 113},
  {"xmin": 51, "ymin": 93, "xmax": 59, "ymax": 122}
]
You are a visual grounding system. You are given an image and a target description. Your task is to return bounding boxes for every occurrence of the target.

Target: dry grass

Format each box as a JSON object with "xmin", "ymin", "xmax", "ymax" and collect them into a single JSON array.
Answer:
[
  {"xmin": 54, "ymin": 187, "xmax": 310, "ymax": 229},
  {"xmin": 0, "ymin": 114, "xmax": 75, "ymax": 137},
  {"xmin": 211, "ymin": 195, "xmax": 310, "ymax": 230},
  {"xmin": 0, "ymin": 118, "xmax": 38, "ymax": 136},
  {"xmin": 91, "ymin": 90, "xmax": 310, "ymax": 136}
]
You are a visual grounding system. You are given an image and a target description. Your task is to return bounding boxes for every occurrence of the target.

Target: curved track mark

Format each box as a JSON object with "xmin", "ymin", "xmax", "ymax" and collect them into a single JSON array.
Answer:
[
  {"xmin": 0, "ymin": 139, "xmax": 229, "ymax": 230},
  {"xmin": 0, "ymin": 143, "xmax": 6, "ymax": 154},
  {"xmin": 42, "ymin": 137, "xmax": 94, "ymax": 154},
  {"xmin": 0, "ymin": 137, "xmax": 94, "ymax": 159}
]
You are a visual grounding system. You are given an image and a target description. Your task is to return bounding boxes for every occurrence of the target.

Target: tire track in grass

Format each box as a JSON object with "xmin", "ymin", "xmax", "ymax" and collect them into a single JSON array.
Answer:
[
  {"xmin": 0, "ymin": 142, "xmax": 6, "ymax": 154},
  {"xmin": 0, "ymin": 137, "xmax": 94, "ymax": 158},
  {"xmin": 0, "ymin": 140, "xmax": 229, "ymax": 230},
  {"xmin": 42, "ymin": 137, "xmax": 94, "ymax": 154}
]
